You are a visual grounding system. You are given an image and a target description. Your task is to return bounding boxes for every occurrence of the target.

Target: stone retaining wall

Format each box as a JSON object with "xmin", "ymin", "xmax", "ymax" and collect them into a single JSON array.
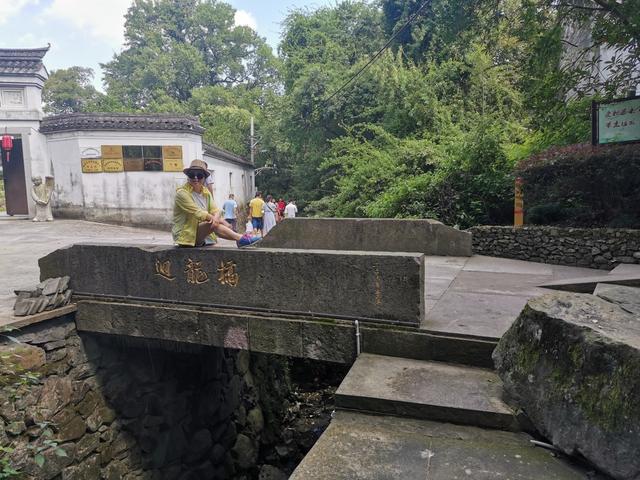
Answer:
[
  {"xmin": 0, "ymin": 316, "xmax": 289, "ymax": 479},
  {"xmin": 469, "ymin": 226, "xmax": 640, "ymax": 270}
]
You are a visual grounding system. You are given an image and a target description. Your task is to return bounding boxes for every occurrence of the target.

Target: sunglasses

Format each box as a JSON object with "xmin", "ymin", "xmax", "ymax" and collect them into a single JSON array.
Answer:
[{"xmin": 187, "ymin": 172, "xmax": 205, "ymax": 180}]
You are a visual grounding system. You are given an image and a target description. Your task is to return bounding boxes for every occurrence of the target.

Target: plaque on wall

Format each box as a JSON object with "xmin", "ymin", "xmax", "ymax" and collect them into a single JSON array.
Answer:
[
  {"xmin": 101, "ymin": 145, "xmax": 123, "ymax": 159},
  {"xmin": 81, "ymin": 158, "xmax": 103, "ymax": 173},
  {"xmin": 2, "ymin": 89, "xmax": 25, "ymax": 108},
  {"xmin": 102, "ymin": 158, "xmax": 124, "ymax": 172},
  {"xmin": 163, "ymin": 158, "xmax": 184, "ymax": 172},
  {"xmin": 143, "ymin": 146, "xmax": 163, "ymax": 171},
  {"xmin": 123, "ymin": 145, "xmax": 144, "ymax": 171},
  {"xmin": 162, "ymin": 145, "xmax": 183, "ymax": 159}
]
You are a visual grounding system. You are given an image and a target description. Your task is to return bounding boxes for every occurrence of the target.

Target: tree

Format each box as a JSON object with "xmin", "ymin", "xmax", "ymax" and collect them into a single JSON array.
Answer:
[
  {"xmin": 102, "ymin": 0, "xmax": 280, "ymax": 110},
  {"xmin": 42, "ymin": 67, "xmax": 103, "ymax": 115}
]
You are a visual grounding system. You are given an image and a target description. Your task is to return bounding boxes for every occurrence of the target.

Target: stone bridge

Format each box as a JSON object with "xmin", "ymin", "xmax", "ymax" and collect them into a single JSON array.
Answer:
[{"xmin": 39, "ymin": 241, "xmax": 494, "ymax": 367}]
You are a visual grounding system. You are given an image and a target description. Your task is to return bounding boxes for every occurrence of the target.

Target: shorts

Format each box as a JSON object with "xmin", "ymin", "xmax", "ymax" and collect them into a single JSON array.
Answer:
[{"xmin": 252, "ymin": 217, "xmax": 263, "ymax": 230}]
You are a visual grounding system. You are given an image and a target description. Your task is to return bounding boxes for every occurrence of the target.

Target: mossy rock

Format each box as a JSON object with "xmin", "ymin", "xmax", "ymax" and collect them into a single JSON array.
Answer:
[{"xmin": 494, "ymin": 291, "xmax": 640, "ymax": 480}]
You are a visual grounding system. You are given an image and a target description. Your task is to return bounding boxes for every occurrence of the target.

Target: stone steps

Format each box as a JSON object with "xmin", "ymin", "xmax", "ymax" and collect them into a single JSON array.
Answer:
[
  {"xmin": 290, "ymin": 411, "xmax": 605, "ymax": 480},
  {"xmin": 335, "ymin": 353, "xmax": 519, "ymax": 431}
]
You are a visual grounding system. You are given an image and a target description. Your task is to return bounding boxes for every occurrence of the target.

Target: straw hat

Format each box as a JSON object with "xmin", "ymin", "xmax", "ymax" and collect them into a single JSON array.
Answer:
[{"xmin": 183, "ymin": 159, "xmax": 210, "ymax": 178}]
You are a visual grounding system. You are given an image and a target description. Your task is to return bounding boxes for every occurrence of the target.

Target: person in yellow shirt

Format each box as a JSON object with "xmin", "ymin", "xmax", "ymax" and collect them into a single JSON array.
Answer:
[
  {"xmin": 248, "ymin": 191, "xmax": 265, "ymax": 236},
  {"xmin": 173, "ymin": 160, "xmax": 260, "ymax": 248}
]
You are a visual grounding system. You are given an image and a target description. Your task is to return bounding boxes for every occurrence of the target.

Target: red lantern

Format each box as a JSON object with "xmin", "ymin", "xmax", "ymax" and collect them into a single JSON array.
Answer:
[{"xmin": 1, "ymin": 134, "xmax": 12, "ymax": 163}]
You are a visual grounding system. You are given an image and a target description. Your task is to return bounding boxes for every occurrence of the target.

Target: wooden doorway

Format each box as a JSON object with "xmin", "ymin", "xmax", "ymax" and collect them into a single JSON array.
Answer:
[{"xmin": 1, "ymin": 138, "xmax": 28, "ymax": 215}]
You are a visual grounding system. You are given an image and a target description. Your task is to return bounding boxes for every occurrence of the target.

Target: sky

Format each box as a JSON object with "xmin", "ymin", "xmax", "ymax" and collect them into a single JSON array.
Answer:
[{"xmin": 0, "ymin": 0, "xmax": 335, "ymax": 90}]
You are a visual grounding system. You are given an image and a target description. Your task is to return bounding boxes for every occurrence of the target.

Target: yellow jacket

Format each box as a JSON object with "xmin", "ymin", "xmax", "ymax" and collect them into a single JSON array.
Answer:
[{"xmin": 172, "ymin": 183, "xmax": 220, "ymax": 246}]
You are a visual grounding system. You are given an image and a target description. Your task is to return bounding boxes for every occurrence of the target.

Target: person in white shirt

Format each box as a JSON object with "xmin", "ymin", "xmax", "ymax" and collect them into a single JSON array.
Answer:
[
  {"xmin": 204, "ymin": 163, "xmax": 214, "ymax": 195},
  {"xmin": 284, "ymin": 200, "xmax": 298, "ymax": 218}
]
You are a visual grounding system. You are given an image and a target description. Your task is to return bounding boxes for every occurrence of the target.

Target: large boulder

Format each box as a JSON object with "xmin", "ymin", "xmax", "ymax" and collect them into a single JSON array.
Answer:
[{"xmin": 493, "ymin": 290, "xmax": 640, "ymax": 480}]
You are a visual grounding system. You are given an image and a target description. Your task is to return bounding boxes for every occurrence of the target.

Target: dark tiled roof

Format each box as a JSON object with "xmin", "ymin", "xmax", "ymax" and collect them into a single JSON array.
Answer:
[
  {"xmin": 203, "ymin": 142, "xmax": 253, "ymax": 167},
  {"xmin": 0, "ymin": 47, "xmax": 49, "ymax": 76},
  {"xmin": 40, "ymin": 113, "xmax": 205, "ymax": 134}
]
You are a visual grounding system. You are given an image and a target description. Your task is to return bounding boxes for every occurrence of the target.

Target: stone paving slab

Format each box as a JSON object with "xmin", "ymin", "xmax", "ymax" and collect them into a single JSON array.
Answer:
[
  {"xmin": 463, "ymin": 255, "xmax": 553, "ymax": 275},
  {"xmin": 290, "ymin": 411, "xmax": 607, "ymax": 480},
  {"xmin": 424, "ymin": 291, "xmax": 531, "ymax": 338},
  {"xmin": 539, "ymin": 273, "xmax": 640, "ymax": 293},
  {"xmin": 448, "ymin": 271, "xmax": 550, "ymax": 297},
  {"xmin": 335, "ymin": 353, "xmax": 517, "ymax": 430},
  {"xmin": 609, "ymin": 263, "xmax": 640, "ymax": 276}
]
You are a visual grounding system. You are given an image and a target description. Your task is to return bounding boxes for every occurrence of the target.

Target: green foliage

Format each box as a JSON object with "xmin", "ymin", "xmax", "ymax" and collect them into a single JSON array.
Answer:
[
  {"xmin": 42, "ymin": 67, "xmax": 104, "ymax": 115},
  {"xmin": 517, "ymin": 143, "xmax": 640, "ymax": 227},
  {"xmin": 29, "ymin": 424, "xmax": 68, "ymax": 469},
  {"xmin": 102, "ymin": 0, "xmax": 279, "ymax": 110},
  {"xmin": 201, "ymin": 105, "xmax": 252, "ymax": 156},
  {"xmin": 0, "ymin": 447, "xmax": 19, "ymax": 479},
  {"xmin": 38, "ymin": 0, "xmax": 638, "ymax": 226}
]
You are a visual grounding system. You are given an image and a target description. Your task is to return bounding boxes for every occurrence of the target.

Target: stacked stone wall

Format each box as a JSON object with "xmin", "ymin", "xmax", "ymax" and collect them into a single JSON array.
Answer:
[
  {"xmin": 0, "ymin": 316, "xmax": 290, "ymax": 479},
  {"xmin": 469, "ymin": 226, "xmax": 640, "ymax": 270}
]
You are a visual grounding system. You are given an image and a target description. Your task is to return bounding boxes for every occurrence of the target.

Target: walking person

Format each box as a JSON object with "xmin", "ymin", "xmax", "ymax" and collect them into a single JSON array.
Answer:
[
  {"xmin": 276, "ymin": 197, "xmax": 286, "ymax": 222},
  {"xmin": 248, "ymin": 191, "xmax": 265, "ymax": 236},
  {"xmin": 263, "ymin": 195, "xmax": 277, "ymax": 235},
  {"xmin": 172, "ymin": 160, "xmax": 261, "ymax": 248},
  {"xmin": 222, "ymin": 193, "xmax": 238, "ymax": 232},
  {"xmin": 284, "ymin": 199, "xmax": 298, "ymax": 219}
]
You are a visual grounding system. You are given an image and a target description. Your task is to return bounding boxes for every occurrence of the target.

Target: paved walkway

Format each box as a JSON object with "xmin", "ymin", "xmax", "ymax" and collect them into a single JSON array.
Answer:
[
  {"xmin": 423, "ymin": 255, "xmax": 603, "ymax": 339},
  {"xmin": 1, "ymin": 217, "xmax": 605, "ymax": 338}
]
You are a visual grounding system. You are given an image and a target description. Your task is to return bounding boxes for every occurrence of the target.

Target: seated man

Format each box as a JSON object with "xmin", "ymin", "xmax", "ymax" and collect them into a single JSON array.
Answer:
[{"xmin": 173, "ymin": 159, "xmax": 260, "ymax": 248}]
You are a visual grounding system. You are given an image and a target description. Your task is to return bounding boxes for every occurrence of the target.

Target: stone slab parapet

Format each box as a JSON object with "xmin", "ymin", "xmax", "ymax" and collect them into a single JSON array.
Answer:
[
  {"xmin": 259, "ymin": 218, "xmax": 472, "ymax": 256},
  {"xmin": 39, "ymin": 244, "xmax": 425, "ymax": 326},
  {"xmin": 469, "ymin": 225, "xmax": 640, "ymax": 270}
]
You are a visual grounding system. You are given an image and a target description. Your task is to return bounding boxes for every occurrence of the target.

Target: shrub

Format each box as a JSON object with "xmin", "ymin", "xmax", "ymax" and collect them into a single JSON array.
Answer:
[{"xmin": 516, "ymin": 143, "xmax": 640, "ymax": 227}]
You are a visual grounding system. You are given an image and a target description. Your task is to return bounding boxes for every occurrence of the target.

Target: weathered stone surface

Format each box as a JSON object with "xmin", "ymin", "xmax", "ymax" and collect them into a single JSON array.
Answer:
[
  {"xmin": 470, "ymin": 225, "xmax": 640, "ymax": 270},
  {"xmin": 40, "ymin": 243, "xmax": 425, "ymax": 325},
  {"xmin": 259, "ymin": 464, "xmax": 288, "ymax": 480},
  {"xmin": 336, "ymin": 353, "xmax": 517, "ymax": 430},
  {"xmin": 0, "ymin": 343, "xmax": 46, "ymax": 371},
  {"xmin": 494, "ymin": 291, "xmax": 640, "ymax": 480},
  {"xmin": 246, "ymin": 407, "xmax": 264, "ymax": 434},
  {"xmin": 56, "ymin": 416, "xmax": 86, "ymax": 442},
  {"xmin": 61, "ymin": 453, "xmax": 100, "ymax": 480},
  {"xmin": 291, "ymin": 411, "xmax": 599, "ymax": 479},
  {"xmin": 86, "ymin": 406, "xmax": 116, "ymax": 432},
  {"xmin": 231, "ymin": 433, "xmax": 256, "ymax": 470},
  {"xmin": 74, "ymin": 432, "xmax": 100, "ymax": 461},
  {"xmin": 259, "ymin": 217, "xmax": 472, "ymax": 256},
  {"xmin": 15, "ymin": 318, "xmax": 75, "ymax": 344},
  {"xmin": 594, "ymin": 283, "xmax": 640, "ymax": 315},
  {"xmin": 38, "ymin": 376, "xmax": 74, "ymax": 419}
]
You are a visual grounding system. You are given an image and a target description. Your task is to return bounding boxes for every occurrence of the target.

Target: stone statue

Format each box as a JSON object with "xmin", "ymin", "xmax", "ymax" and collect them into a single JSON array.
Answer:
[{"xmin": 31, "ymin": 176, "xmax": 54, "ymax": 222}]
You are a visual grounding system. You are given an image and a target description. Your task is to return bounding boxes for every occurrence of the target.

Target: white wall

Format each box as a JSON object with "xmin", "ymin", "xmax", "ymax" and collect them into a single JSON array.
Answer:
[
  {"xmin": 46, "ymin": 130, "xmax": 203, "ymax": 226},
  {"xmin": 203, "ymin": 154, "xmax": 254, "ymax": 210}
]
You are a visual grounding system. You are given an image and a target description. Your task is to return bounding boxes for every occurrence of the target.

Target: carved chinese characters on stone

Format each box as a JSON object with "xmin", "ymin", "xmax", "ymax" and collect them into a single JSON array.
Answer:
[
  {"xmin": 185, "ymin": 259, "xmax": 209, "ymax": 284},
  {"xmin": 217, "ymin": 261, "xmax": 239, "ymax": 287},
  {"xmin": 155, "ymin": 259, "xmax": 175, "ymax": 281}
]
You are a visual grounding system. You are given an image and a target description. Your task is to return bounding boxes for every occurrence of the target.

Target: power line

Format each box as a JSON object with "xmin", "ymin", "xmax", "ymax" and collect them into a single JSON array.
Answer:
[{"xmin": 313, "ymin": 0, "xmax": 432, "ymax": 114}]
